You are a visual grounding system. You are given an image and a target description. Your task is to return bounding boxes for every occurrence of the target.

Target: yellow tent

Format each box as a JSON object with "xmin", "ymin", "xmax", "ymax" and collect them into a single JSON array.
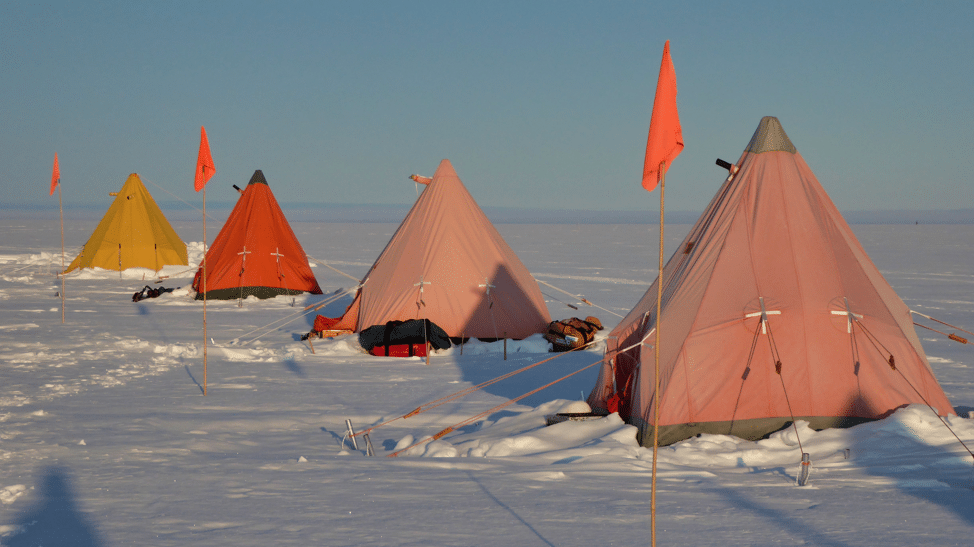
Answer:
[{"xmin": 65, "ymin": 173, "xmax": 188, "ymax": 273}]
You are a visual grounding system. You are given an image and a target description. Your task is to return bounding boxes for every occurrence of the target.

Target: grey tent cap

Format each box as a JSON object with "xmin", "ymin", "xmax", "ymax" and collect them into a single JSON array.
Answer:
[
  {"xmin": 248, "ymin": 170, "xmax": 268, "ymax": 185},
  {"xmin": 746, "ymin": 116, "xmax": 797, "ymax": 154}
]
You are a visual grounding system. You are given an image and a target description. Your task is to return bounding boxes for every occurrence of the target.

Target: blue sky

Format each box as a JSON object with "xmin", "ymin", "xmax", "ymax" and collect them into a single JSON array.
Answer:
[{"xmin": 2, "ymin": 1, "xmax": 972, "ymax": 213}]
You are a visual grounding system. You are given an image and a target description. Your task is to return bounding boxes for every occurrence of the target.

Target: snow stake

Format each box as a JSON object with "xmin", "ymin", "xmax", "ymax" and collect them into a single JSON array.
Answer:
[
  {"xmin": 345, "ymin": 419, "xmax": 359, "ymax": 451},
  {"xmin": 797, "ymin": 452, "xmax": 812, "ymax": 486},
  {"xmin": 364, "ymin": 433, "xmax": 375, "ymax": 457}
]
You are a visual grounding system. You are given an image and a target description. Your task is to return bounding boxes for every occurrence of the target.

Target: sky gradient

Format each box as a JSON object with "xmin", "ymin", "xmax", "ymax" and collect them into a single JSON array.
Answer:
[{"xmin": 3, "ymin": 1, "xmax": 972, "ymax": 214}]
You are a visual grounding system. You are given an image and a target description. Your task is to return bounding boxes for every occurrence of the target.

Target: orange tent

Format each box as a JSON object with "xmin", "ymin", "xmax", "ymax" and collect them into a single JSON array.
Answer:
[
  {"xmin": 588, "ymin": 117, "xmax": 953, "ymax": 446},
  {"xmin": 332, "ymin": 159, "xmax": 550, "ymax": 339},
  {"xmin": 192, "ymin": 170, "xmax": 322, "ymax": 300}
]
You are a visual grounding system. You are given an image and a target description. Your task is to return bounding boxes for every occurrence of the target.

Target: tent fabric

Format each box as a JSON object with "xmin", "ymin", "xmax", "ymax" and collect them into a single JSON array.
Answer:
[
  {"xmin": 333, "ymin": 159, "xmax": 551, "ymax": 339},
  {"xmin": 192, "ymin": 170, "xmax": 322, "ymax": 300},
  {"xmin": 588, "ymin": 116, "xmax": 954, "ymax": 447},
  {"xmin": 64, "ymin": 173, "xmax": 188, "ymax": 273}
]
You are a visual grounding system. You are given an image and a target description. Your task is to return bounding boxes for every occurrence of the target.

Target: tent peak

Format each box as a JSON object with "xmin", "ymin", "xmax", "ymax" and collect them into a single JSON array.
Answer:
[
  {"xmin": 432, "ymin": 159, "xmax": 458, "ymax": 181},
  {"xmin": 746, "ymin": 116, "xmax": 796, "ymax": 154},
  {"xmin": 248, "ymin": 170, "xmax": 268, "ymax": 186}
]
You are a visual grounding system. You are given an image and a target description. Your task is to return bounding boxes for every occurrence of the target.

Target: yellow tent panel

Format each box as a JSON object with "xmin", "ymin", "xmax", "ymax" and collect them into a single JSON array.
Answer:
[{"xmin": 65, "ymin": 173, "xmax": 188, "ymax": 273}]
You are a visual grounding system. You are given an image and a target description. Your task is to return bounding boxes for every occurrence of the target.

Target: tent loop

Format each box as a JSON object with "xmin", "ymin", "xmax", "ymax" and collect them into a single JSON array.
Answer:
[
  {"xmin": 743, "ymin": 296, "xmax": 781, "ymax": 335},
  {"xmin": 271, "ymin": 247, "xmax": 294, "ymax": 306},
  {"xmin": 236, "ymin": 246, "xmax": 252, "ymax": 306},
  {"xmin": 414, "ymin": 277, "xmax": 431, "ymax": 309}
]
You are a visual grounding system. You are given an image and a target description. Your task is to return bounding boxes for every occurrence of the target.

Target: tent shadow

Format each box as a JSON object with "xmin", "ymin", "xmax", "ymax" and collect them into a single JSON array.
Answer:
[
  {"xmin": 457, "ymin": 263, "xmax": 550, "ymax": 342},
  {"xmin": 453, "ymin": 349, "xmax": 600, "ymax": 408},
  {"xmin": 452, "ymin": 263, "xmax": 596, "ymax": 408},
  {"xmin": 6, "ymin": 465, "xmax": 107, "ymax": 547},
  {"xmin": 708, "ymin": 399, "xmax": 974, "ymax": 541}
]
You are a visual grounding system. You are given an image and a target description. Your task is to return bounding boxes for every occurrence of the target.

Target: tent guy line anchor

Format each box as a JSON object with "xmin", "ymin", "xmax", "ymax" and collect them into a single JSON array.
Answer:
[
  {"xmin": 414, "ymin": 277, "xmax": 431, "ymax": 308},
  {"xmin": 236, "ymin": 246, "xmax": 251, "ymax": 306}
]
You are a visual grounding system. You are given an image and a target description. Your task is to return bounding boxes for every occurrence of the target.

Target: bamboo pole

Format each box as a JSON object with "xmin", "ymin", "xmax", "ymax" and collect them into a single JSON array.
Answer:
[
  {"xmin": 651, "ymin": 161, "xmax": 666, "ymax": 547},
  {"xmin": 58, "ymin": 182, "xmax": 65, "ymax": 323},
  {"xmin": 202, "ymin": 186, "xmax": 208, "ymax": 396}
]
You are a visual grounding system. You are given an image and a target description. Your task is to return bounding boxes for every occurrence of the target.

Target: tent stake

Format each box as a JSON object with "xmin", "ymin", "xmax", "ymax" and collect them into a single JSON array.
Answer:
[
  {"xmin": 345, "ymin": 419, "xmax": 359, "ymax": 450},
  {"xmin": 364, "ymin": 433, "xmax": 375, "ymax": 456},
  {"xmin": 797, "ymin": 452, "xmax": 812, "ymax": 486}
]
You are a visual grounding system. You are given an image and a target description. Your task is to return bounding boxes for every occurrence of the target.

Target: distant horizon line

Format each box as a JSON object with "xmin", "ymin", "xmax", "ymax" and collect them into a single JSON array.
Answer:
[{"xmin": 5, "ymin": 202, "xmax": 974, "ymax": 225}]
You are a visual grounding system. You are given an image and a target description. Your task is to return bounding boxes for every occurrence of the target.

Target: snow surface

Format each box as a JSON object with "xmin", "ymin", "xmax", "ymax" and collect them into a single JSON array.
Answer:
[{"xmin": 2, "ymin": 217, "xmax": 974, "ymax": 546}]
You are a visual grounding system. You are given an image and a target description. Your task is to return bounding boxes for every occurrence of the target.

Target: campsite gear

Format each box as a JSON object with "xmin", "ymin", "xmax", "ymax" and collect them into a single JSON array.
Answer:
[
  {"xmin": 370, "ymin": 343, "xmax": 428, "ymax": 358},
  {"xmin": 588, "ymin": 116, "xmax": 955, "ymax": 447},
  {"xmin": 302, "ymin": 314, "xmax": 353, "ymax": 341},
  {"xmin": 132, "ymin": 285, "xmax": 175, "ymax": 302},
  {"xmin": 192, "ymin": 170, "xmax": 323, "ymax": 300},
  {"xmin": 64, "ymin": 174, "xmax": 188, "ymax": 273},
  {"xmin": 544, "ymin": 317, "xmax": 603, "ymax": 352},
  {"xmin": 330, "ymin": 159, "xmax": 550, "ymax": 339},
  {"xmin": 359, "ymin": 319, "xmax": 451, "ymax": 356}
]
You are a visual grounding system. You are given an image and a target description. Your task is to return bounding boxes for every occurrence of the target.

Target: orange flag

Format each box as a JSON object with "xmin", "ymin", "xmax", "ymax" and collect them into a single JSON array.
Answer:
[
  {"xmin": 642, "ymin": 40, "xmax": 683, "ymax": 192},
  {"xmin": 194, "ymin": 126, "xmax": 216, "ymax": 192},
  {"xmin": 50, "ymin": 153, "xmax": 60, "ymax": 196}
]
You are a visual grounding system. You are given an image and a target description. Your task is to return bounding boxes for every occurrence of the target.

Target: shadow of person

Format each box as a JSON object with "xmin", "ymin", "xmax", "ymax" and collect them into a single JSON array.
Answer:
[{"xmin": 7, "ymin": 466, "xmax": 106, "ymax": 547}]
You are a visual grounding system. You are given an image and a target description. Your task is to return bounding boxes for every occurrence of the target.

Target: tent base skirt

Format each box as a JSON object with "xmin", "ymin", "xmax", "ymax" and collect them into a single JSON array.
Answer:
[
  {"xmin": 194, "ymin": 286, "xmax": 322, "ymax": 300},
  {"xmin": 626, "ymin": 414, "xmax": 879, "ymax": 447}
]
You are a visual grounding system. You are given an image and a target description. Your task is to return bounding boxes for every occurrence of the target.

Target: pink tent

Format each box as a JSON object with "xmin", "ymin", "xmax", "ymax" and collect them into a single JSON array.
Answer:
[
  {"xmin": 588, "ymin": 117, "xmax": 954, "ymax": 446},
  {"xmin": 333, "ymin": 159, "xmax": 551, "ymax": 339}
]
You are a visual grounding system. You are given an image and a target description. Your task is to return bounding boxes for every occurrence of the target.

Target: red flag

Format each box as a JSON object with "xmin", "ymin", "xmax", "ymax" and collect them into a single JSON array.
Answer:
[
  {"xmin": 194, "ymin": 126, "xmax": 216, "ymax": 192},
  {"xmin": 50, "ymin": 153, "xmax": 60, "ymax": 196},
  {"xmin": 642, "ymin": 41, "xmax": 683, "ymax": 192}
]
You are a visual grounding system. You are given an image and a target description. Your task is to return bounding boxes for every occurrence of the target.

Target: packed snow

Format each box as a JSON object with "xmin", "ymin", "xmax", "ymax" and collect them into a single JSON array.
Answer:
[{"xmin": 1, "ymin": 216, "xmax": 974, "ymax": 546}]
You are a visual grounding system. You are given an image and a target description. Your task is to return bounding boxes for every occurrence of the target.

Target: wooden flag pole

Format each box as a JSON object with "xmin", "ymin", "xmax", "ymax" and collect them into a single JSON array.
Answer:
[
  {"xmin": 58, "ymin": 182, "xmax": 65, "ymax": 323},
  {"xmin": 651, "ymin": 160, "xmax": 666, "ymax": 547},
  {"xmin": 202, "ymin": 185, "xmax": 208, "ymax": 396}
]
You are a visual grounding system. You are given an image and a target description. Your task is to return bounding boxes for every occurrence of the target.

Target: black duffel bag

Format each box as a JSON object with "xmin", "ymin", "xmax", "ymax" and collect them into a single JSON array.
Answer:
[{"xmin": 359, "ymin": 319, "xmax": 452, "ymax": 352}]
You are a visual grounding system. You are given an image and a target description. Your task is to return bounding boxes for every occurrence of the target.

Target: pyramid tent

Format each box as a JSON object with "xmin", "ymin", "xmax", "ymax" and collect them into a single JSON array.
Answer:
[
  {"xmin": 192, "ymin": 170, "xmax": 322, "ymax": 300},
  {"xmin": 332, "ymin": 159, "xmax": 551, "ymax": 339},
  {"xmin": 588, "ymin": 117, "xmax": 954, "ymax": 446},
  {"xmin": 65, "ymin": 173, "xmax": 188, "ymax": 273}
]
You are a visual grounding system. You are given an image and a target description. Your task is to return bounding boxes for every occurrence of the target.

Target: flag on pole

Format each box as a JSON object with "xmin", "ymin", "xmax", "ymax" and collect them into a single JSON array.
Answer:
[
  {"xmin": 642, "ymin": 40, "xmax": 683, "ymax": 192},
  {"xmin": 50, "ymin": 153, "xmax": 60, "ymax": 196},
  {"xmin": 194, "ymin": 126, "xmax": 216, "ymax": 192}
]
